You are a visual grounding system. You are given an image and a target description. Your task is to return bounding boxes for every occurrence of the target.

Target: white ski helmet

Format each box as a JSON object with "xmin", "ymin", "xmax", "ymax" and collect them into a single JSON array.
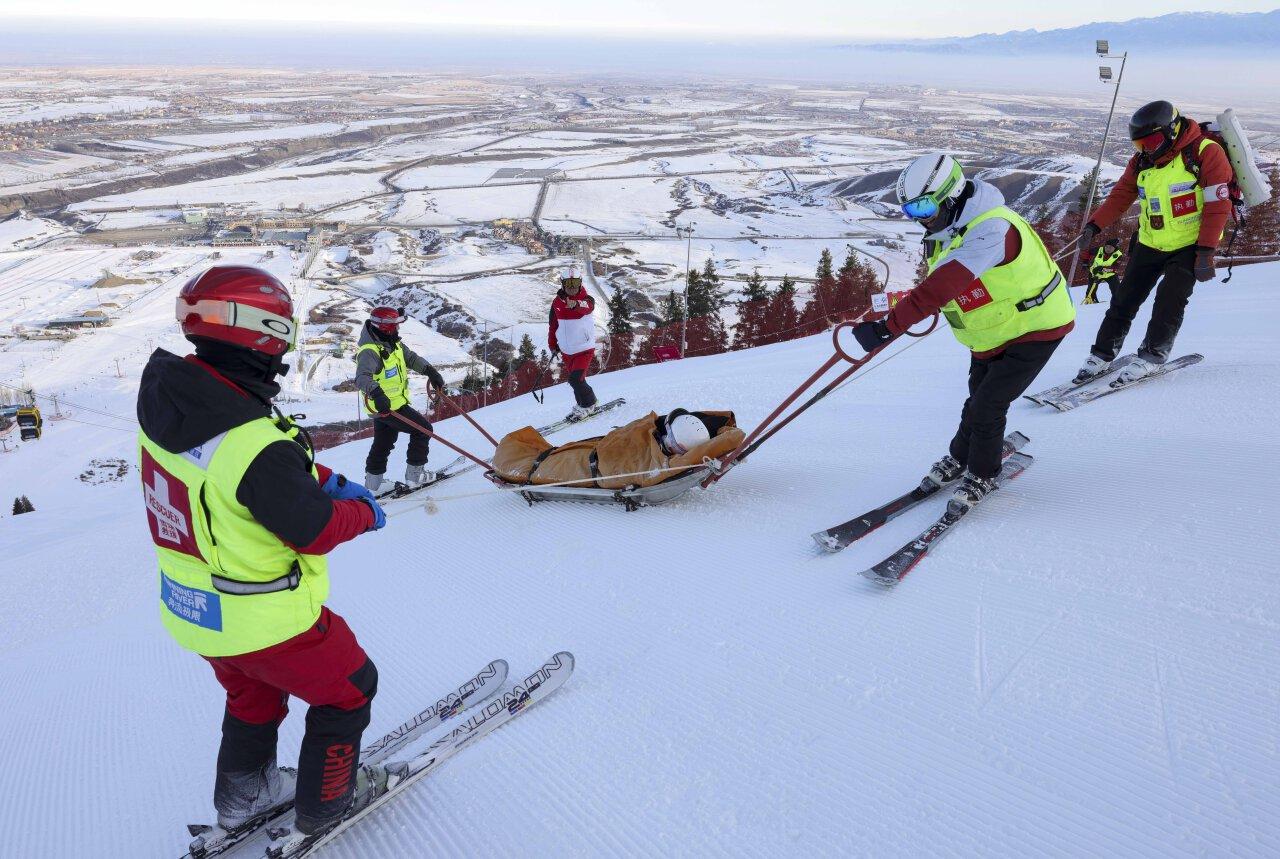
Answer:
[
  {"xmin": 560, "ymin": 265, "xmax": 581, "ymax": 283},
  {"xmin": 895, "ymin": 153, "xmax": 966, "ymax": 221},
  {"xmin": 665, "ymin": 412, "xmax": 711, "ymax": 454}
]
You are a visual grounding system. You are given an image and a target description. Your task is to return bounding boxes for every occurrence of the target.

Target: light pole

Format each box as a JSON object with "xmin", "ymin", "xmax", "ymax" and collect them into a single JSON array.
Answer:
[
  {"xmin": 1068, "ymin": 39, "xmax": 1128, "ymax": 292},
  {"xmin": 677, "ymin": 223, "xmax": 695, "ymax": 358}
]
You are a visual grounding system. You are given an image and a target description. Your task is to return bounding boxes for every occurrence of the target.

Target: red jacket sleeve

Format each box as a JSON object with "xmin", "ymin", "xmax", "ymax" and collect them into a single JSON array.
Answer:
[
  {"xmin": 1088, "ymin": 157, "xmax": 1140, "ymax": 231},
  {"xmin": 1196, "ymin": 141, "xmax": 1234, "ymax": 248},
  {"xmin": 887, "ymin": 228, "xmax": 1021, "ymax": 335},
  {"xmin": 887, "ymin": 261, "xmax": 974, "ymax": 334},
  {"xmin": 292, "ymin": 499, "xmax": 373, "ymax": 555},
  {"xmin": 548, "ymin": 301, "xmax": 560, "ymax": 351},
  {"xmin": 314, "ymin": 463, "xmax": 334, "ymax": 485}
]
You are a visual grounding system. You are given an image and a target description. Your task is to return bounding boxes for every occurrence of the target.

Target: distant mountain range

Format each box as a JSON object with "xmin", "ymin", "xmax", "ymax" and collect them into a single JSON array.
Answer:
[{"xmin": 857, "ymin": 9, "xmax": 1280, "ymax": 53}]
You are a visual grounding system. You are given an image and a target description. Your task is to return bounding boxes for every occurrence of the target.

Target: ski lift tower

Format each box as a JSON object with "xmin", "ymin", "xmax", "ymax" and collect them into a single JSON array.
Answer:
[{"xmin": 1067, "ymin": 39, "xmax": 1128, "ymax": 292}]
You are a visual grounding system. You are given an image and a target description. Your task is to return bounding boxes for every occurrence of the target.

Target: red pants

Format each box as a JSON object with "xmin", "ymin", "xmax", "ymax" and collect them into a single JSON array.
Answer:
[
  {"xmin": 560, "ymin": 348, "xmax": 594, "ymax": 374},
  {"xmin": 205, "ymin": 607, "xmax": 377, "ymax": 828}
]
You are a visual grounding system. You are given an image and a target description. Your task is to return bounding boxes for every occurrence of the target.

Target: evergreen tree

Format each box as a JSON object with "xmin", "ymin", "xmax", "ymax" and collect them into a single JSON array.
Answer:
[
  {"xmin": 816, "ymin": 248, "xmax": 835, "ymax": 283},
  {"xmin": 21, "ymin": 496, "xmax": 33, "ymax": 513},
  {"xmin": 1077, "ymin": 165, "xmax": 1101, "ymax": 212},
  {"xmin": 761, "ymin": 276, "xmax": 800, "ymax": 345},
  {"xmin": 606, "ymin": 285, "xmax": 632, "ymax": 336},
  {"xmin": 11, "ymin": 497, "xmax": 21, "ymax": 516},
  {"xmin": 516, "ymin": 333, "xmax": 537, "ymax": 366},
  {"xmin": 701, "ymin": 257, "xmax": 721, "ymax": 285},
  {"xmin": 733, "ymin": 270, "xmax": 771, "ymax": 350},
  {"xmin": 604, "ymin": 284, "xmax": 635, "ymax": 369},
  {"xmin": 460, "ymin": 366, "xmax": 485, "ymax": 393},
  {"xmin": 838, "ymin": 245, "xmax": 859, "ymax": 279},
  {"xmin": 660, "ymin": 290, "xmax": 686, "ymax": 325}
]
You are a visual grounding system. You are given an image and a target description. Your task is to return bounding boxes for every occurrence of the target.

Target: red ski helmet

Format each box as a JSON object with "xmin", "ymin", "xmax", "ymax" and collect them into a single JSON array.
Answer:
[
  {"xmin": 176, "ymin": 265, "xmax": 295, "ymax": 356},
  {"xmin": 370, "ymin": 305, "xmax": 406, "ymax": 336}
]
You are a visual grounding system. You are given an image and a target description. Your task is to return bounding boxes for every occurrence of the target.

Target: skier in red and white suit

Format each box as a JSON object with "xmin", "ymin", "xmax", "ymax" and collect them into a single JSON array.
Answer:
[{"xmin": 548, "ymin": 266, "xmax": 599, "ymax": 420}]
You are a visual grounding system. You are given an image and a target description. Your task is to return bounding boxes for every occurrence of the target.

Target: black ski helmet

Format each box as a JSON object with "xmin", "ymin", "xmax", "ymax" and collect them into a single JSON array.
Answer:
[{"xmin": 1129, "ymin": 100, "xmax": 1182, "ymax": 161}]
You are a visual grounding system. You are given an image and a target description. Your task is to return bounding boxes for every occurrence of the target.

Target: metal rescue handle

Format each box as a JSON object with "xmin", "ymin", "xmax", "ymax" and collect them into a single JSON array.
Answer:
[{"xmin": 705, "ymin": 313, "xmax": 939, "ymax": 488}]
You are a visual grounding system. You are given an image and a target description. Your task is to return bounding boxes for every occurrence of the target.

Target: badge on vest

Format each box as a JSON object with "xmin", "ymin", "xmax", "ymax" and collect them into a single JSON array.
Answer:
[
  {"xmin": 141, "ymin": 448, "xmax": 205, "ymax": 561},
  {"xmin": 384, "ymin": 367, "xmax": 400, "ymax": 378},
  {"xmin": 161, "ymin": 573, "xmax": 223, "ymax": 631},
  {"xmin": 954, "ymin": 284, "xmax": 994, "ymax": 312},
  {"xmin": 1170, "ymin": 192, "xmax": 1198, "ymax": 218}
]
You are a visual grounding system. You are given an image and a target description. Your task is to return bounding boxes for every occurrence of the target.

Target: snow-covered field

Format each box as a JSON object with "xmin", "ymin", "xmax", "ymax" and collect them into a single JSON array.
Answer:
[{"xmin": 2, "ymin": 262, "xmax": 1277, "ymax": 856}]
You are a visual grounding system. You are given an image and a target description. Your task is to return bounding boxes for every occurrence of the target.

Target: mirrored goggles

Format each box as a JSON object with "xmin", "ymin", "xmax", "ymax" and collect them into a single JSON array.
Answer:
[
  {"xmin": 1133, "ymin": 130, "xmax": 1166, "ymax": 153},
  {"xmin": 178, "ymin": 298, "xmax": 297, "ymax": 351},
  {"xmin": 901, "ymin": 194, "xmax": 941, "ymax": 221}
]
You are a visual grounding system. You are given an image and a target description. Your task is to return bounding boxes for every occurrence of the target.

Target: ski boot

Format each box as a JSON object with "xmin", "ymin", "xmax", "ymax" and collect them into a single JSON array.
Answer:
[
  {"xmin": 924, "ymin": 454, "xmax": 964, "ymax": 489},
  {"xmin": 363, "ymin": 472, "xmax": 387, "ymax": 493},
  {"xmin": 566, "ymin": 404, "xmax": 592, "ymax": 422},
  {"xmin": 215, "ymin": 765, "xmax": 298, "ymax": 831},
  {"xmin": 404, "ymin": 464, "xmax": 435, "ymax": 487},
  {"xmin": 270, "ymin": 764, "xmax": 390, "ymax": 857},
  {"xmin": 1071, "ymin": 353, "xmax": 1110, "ymax": 385},
  {"xmin": 1112, "ymin": 357, "xmax": 1155, "ymax": 386},
  {"xmin": 947, "ymin": 472, "xmax": 999, "ymax": 514}
]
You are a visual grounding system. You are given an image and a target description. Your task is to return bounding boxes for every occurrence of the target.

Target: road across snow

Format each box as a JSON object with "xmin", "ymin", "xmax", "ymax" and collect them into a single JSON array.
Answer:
[{"xmin": 0, "ymin": 266, "xmax": 1277, "ymax": 856}]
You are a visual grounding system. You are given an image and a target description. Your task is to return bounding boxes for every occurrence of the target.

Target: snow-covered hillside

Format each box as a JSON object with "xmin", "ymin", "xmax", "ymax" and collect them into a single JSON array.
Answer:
[{"xmin": 1, "ymin": 265, "xmax": 1278, "ymax": 856}]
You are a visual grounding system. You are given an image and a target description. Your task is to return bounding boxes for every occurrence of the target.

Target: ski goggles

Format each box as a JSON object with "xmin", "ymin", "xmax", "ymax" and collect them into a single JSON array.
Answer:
[
  {"xmin": 178, "ymin": 297, "xmax": 298, "ymax": 351},
  {"xmin": 900, "ymin": 193, "xmax": 943, "ymax": 221},
  {"xmin": 1133, "ymin": 130, "xmax": 1167, "ymax": 153}
]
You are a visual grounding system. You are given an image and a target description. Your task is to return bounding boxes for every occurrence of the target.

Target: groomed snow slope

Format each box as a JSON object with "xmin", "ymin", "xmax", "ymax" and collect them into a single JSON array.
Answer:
[{"xmin": 2, "ymin": 265, "xmax": 1278, "ymax": 857}]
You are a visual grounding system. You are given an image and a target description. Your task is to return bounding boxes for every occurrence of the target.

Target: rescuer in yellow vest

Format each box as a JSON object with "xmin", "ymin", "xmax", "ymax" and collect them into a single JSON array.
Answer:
[
  {"xmin": 1085, "ymin": 239, "xmax": 1123, "ymax": 305},
  {"xmin": 1072, "ymin": 100, "xmax": 1233, "ymax": 385},
  {"xmin": 137, "ymin": 266, "xmax": 387, "ymax": 840},
  {"xmin": 849, "ymin": 154, "xmax": 1075, "ymax": 509},
  {"xmin": 355, "ymin": 305, "xmax": 445, "ymax": 493}
]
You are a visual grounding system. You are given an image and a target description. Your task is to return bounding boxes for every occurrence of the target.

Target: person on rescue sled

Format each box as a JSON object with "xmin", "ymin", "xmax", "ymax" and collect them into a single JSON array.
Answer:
[
  {"xmin": 355, "ymin": 305, "xmax": 446, "ymax": 493},
  {"xmin": 849, "ymin": 154, "xmax": 1076, "ymax": 510},
  {"xmin": 136, "ymin": 266, "xmax": 387, "ymax": 842},
  {"xmin": 547, "ymin": 265, "xmax": 600, "ymax": 421},
  {"xmin": 1071, "ymin": 100, "xmax": 1232, "ymax": 385}
]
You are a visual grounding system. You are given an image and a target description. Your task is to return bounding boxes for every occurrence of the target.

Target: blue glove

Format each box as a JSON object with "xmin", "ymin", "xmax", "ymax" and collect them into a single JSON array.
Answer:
[
  {"xmin": 851, "ymin": 319, "xmax": 894, "ymax": 353},
  {"xmin": 358, "ymin": 497, "xmax": 386, "ymax": 531},
  {"xmin": 322, "ymin": 472, "xmax": 374, "ymax": 503}
]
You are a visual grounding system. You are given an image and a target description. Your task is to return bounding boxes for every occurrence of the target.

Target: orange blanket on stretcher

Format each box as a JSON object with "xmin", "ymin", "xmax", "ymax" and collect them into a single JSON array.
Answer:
[{"xmin": 491, "ymin": 411, "xmax": 744, "ymax": 490}]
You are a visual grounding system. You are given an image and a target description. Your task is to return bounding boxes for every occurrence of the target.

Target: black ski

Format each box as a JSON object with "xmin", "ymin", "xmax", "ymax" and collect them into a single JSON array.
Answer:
[
  {"xmin": 1023, "ymin": 354, "xmax": 1136, "ymax": 406},
  {"xmin": 813, "ymin": 432, "xmax": 1030, "ymax": 553},
  {"xmin": 858, "ymin": 452, "xmax": 1035, "ymax": 586}
]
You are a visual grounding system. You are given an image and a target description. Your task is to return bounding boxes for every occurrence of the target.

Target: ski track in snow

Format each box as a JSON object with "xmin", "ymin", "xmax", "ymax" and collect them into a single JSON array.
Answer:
[{"xmin": 1, "ymin": 270, "xmax": 1279, "ymax": 856}]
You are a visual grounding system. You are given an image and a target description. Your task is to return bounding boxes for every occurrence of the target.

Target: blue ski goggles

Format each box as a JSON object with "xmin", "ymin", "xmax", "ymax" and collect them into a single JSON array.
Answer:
[{"xmin": 901, "ymin": 194, "xmax": 942, "ymax": 221}]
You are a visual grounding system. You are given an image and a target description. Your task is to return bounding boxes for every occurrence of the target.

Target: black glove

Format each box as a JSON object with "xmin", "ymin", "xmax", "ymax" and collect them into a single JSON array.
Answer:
[
  {"xmin": 1193, "ymin": 246, "xmax": 1216, "ymax": 283},
  {"xmin": 1079, "ymin": 222, "xmax": 1101, "ymax": 248},
  {"xmin": 370, "ymin": 388, "xmax": 392, "ymax": 415},
  {"xmin": 426, "ymin": 367, "xmax": 445, "ymax": 390},
  {"xmin": 851, "ymin": 319, "xmax": 894, "ymax": 353}
]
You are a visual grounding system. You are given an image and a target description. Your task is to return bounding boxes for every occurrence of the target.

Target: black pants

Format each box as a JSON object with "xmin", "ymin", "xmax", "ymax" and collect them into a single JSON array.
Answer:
[
  {"xmin": 364, "ymin": 404, "xmax": 430, "ymax": 475},
  {"xmin": 1084, "ymin": 275, "xmax": 1118, "ymax": 304},
  {"xmin": 567, "ymin": 370, "xmax": 597, "ymax": 408},
  {"xmin": 1091, "ymin": 241, "xmax": 1196, "ymax": 364},
  {"xmin": 950, "ymin": 338, "xmax": 1063, "ymax": 479}
]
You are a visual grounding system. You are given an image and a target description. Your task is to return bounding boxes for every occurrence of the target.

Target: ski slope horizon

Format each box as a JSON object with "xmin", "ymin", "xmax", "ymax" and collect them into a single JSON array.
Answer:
[{"xmin": 1, "ymin": 265, "xmax": 1278, "ymax": 856}]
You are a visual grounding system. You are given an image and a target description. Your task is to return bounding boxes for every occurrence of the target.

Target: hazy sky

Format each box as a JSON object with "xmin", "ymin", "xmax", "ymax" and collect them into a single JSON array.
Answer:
[{"xmin": 2, "ymin": 0, "xmax": 1276, "ymax": 39}]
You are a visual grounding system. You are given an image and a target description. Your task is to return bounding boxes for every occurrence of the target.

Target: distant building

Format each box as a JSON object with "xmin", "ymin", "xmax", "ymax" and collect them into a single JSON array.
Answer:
[
  {"xmin": 259, "ymin": 228, "xmax": 312, "ymax": 247},
  {"xmin": 182, "ymin": 207, "xmax": 208, "ymax": 225},
  {"xmin": 212, "ymin": 225, "xmax": 255, "ymax": 246}
]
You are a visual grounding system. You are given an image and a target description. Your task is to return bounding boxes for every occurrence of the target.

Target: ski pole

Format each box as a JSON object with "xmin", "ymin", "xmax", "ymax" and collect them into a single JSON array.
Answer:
[
  {"xmin": 386, "ymin": 410, "xmax": 492, "ymax": 471},
  {"xmin": 530, "ymin": 358, "xmax": 555, "ymax": 404},
  {"xmin": 435, "ymin": 389, "xmax": 499, "ymax": 448}
]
